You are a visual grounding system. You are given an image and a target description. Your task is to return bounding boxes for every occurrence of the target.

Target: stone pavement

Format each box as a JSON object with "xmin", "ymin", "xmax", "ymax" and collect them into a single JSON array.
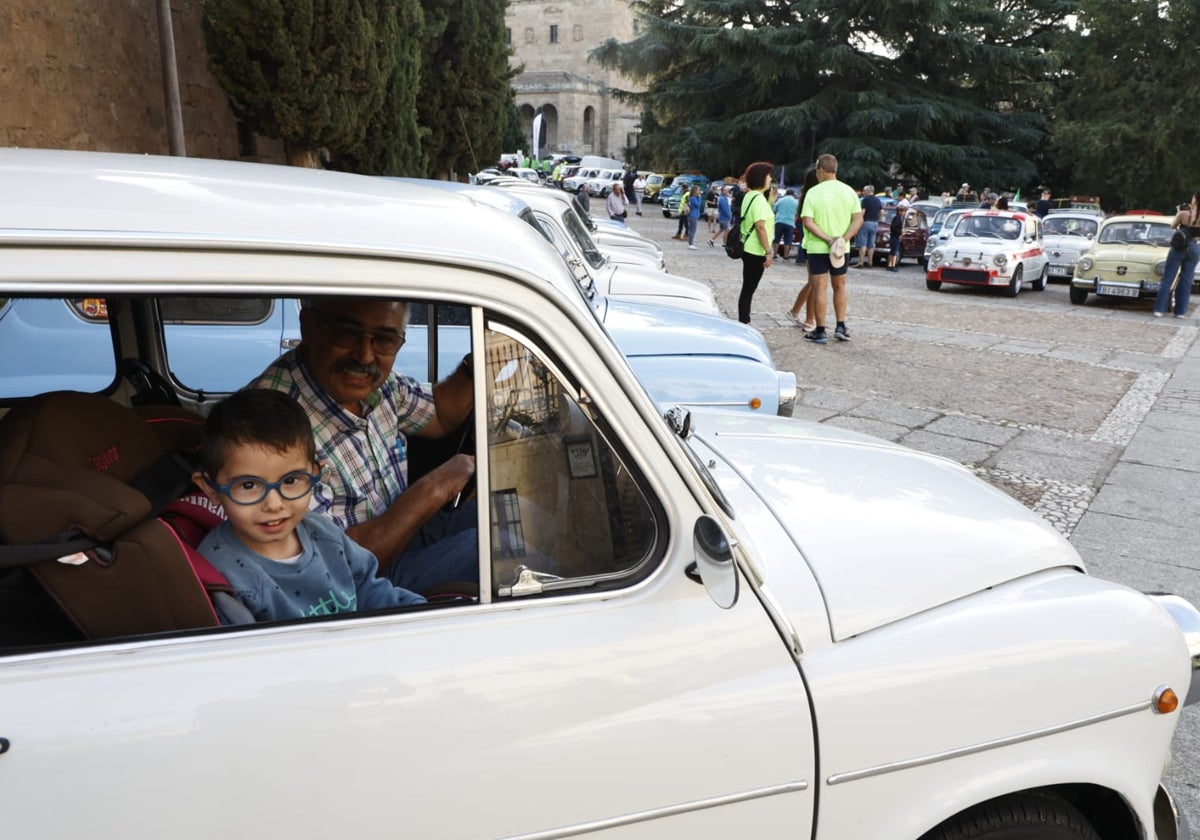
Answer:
[{"xmin": 622, "ymin": 208, "xmax": 1200, "ymax": 816}]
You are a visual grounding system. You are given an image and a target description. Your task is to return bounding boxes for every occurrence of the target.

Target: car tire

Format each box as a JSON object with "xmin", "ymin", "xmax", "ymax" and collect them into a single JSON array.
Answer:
[
  {"xmin": 1006, "ymin": 265, "xmax": 1023, "ymax": 297},
  {"xmin": 1069, "ymin": 285, "xmax": 1089, "ymax": 305},
  {"xmin": 920, "ymin": 793, "xmax": 1101, "ymax": 840},
  {"xmin": 1032, "ymin": 264, "xmax": 1048, "ymax": 292},
  {"xmin": 926, "ymin": 279, "xmax": 942, "ymax": 291}
]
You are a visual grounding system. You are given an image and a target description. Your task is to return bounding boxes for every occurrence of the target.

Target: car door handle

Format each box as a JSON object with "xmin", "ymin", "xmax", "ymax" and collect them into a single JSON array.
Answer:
[{"xmin": 281, "ymin": 338, "xmax": 301, "ymax": 349}]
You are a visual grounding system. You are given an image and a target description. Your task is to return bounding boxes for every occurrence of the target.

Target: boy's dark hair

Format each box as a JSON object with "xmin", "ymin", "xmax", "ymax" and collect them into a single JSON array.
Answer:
[{"xmin": 200, "ymin": 389, "xmax": 316, "ymax": 476}]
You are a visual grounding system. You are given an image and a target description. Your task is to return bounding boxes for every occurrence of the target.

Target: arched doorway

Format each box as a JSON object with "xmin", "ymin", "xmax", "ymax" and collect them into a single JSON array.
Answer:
[{"xmin": 582, "ymin": 106, "xmax": 595, "ymax": 152}]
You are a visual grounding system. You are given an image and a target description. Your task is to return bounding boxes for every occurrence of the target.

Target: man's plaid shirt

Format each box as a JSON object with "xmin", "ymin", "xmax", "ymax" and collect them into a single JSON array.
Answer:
[{"xmin": 252, "ymin": 349, "xmax": 436, "ymax": 528}]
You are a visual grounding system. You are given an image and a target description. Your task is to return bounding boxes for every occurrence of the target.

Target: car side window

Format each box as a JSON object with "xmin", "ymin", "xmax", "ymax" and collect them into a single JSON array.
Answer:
[
  {"xmin": 483, "ymin": 318, "xmax": 662, "ymax": 598},
  {"xmin": 160, "ymin": 297, "xmax": 297, "ymax": 394},
  {"xmin": 0, "ymin": 298, "xmax": 117, "ymax": 398}
]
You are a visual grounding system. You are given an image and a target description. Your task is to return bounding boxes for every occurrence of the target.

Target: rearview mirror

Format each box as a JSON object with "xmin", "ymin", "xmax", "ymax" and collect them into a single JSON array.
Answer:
[{"xmin": 691, "ymin": 515, "xmax": 738, "ymax": 609}]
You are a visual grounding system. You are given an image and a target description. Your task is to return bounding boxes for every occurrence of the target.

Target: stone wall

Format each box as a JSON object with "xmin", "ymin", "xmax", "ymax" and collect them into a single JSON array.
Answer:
[{"xmin": 0, "ymin": 0, "xmax": 283, "ymax": 162}]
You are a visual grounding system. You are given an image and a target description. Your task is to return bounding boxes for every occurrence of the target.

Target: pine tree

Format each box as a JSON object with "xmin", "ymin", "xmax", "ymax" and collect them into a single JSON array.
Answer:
[
  {"xmin": 203, "ymin": 0, "xmax": 408, "ymax": 168},
  {"xmin": 594, "ymin": 0, "xmax": 1071, "ymax": 193},
  {"xmin": 417, "ymin": 0, "xmax": 517, "ymax": 179}
]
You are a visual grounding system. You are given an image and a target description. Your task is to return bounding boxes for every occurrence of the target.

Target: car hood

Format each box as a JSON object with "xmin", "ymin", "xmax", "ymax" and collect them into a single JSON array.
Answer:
[
  {"xmin": 1043, "ymin": 235, "xmax": 1092, "ymax": 257},
  {"xmin": 597, "ymin": 266, "xmax": 719, "ymax": 315},
  {"xmin": 1090, "ymin": 242, "xmax": 1165, "ymax": 268},
  {"xmin": 688, "ymin": 412, "xmax": 1081, "ymax": 640},
  {"xmin": 598, "ymin": 298, "xmax": 771, "ymax": 364}
]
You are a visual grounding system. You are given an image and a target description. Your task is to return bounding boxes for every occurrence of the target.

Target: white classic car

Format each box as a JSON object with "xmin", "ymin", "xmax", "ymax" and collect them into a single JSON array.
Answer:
[
  {"xmin": 0, "ymin": 150, "xmax": 1197, "ymax": 840},
  {"xmin": 926, "ymin": 210, "xmax": 1050, "ymax": 296},
  {"xmin": 1043, "ymin": 212, "xmax": 1101, "ymax": 282}
]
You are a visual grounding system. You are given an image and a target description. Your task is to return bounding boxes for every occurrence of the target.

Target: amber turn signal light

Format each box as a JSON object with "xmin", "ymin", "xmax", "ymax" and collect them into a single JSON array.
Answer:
[{"xmin": 1154, "ymin": 686, "xmax": 1180, "ymax": 715}]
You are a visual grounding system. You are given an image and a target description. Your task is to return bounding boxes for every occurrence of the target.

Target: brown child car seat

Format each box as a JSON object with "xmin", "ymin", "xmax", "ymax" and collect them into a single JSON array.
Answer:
[{"xmin": 0, "ymin": 391, "xmax": 241, "ymax": 641}]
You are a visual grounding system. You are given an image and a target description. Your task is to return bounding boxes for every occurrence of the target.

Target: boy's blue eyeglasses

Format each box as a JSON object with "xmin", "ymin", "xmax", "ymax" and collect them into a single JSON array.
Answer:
[{"xmin": 203, "ymin": 468, "xmax": 323, "ymax": 506}]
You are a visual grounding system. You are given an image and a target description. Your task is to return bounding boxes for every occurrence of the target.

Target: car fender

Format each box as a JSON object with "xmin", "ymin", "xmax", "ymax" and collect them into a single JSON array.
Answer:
[{"xmin": 803, "ymin": 569, "xmax": 1188, "ymax": 839}]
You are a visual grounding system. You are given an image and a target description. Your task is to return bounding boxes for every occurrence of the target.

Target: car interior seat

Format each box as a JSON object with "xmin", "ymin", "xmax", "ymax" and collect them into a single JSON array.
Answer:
[{"xmin": 0, "ymin": 391, "xmax": 238, "ymax": 642}]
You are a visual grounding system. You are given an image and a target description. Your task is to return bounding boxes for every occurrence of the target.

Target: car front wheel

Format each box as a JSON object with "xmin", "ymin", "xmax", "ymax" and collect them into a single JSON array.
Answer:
[
  {"xmin": 927, "ymin": 279, "xmax": 942, "ymax": 291},
  {"xmin": 920, "ymin": 793, "xmax": 1101, "ymax": 840},
  {"xmin": 1006, "ymin": 265, "xmax": 1023, "ymax": 297},
  {"xmin": 1032, "ymin": 264, "xmax": 1048, "ymax": 292},
  {"xmin": 1069, "ymin": 285, "xmax": 1089, "ymax": 305}
]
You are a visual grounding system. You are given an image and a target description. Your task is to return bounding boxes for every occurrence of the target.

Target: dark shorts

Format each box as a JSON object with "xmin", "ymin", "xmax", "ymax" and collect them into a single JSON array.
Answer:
[
  {"xmin": 773, "ymin": 223, "xmax": 796, "ymax": 246},
  {"xmin": 807, "ymin": 252, "xmax": 848, "ymax": 277}
]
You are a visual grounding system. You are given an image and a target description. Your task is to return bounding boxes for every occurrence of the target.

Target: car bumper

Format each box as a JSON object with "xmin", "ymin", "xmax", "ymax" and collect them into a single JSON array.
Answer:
[
  {"xmin": 927, "ymin": 266, "xmax": 1013, "ymax": 286},
  {"xmin": 1071, "ymin": 276, "xmax": 1159, "ymax": 299}
]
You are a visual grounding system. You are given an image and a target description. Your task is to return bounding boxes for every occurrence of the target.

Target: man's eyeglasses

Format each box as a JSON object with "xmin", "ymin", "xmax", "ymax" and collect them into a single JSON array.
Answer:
[
  {"xmin": 204, "ymin": 468, "xmax": 323, "ymax": 506},
  {"xmin": 318, "ymin": 314, "xmax": 406, "ymax": 356}
]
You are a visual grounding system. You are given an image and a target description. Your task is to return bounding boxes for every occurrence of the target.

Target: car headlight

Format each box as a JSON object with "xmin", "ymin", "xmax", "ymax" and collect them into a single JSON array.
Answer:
[
  {"xmin": 1155, "ymin": 260, "xmax": 1167, "ymax": 277},
  {"xmin": 994, "ymin": 253, "xmax": 1008, "ymax": 268},
  {"xmin": 1077, "ymin": 256, "xmax": 1093, "ymax": 272},
  {"xmin": 931, "ymin": 249, "xmax": 944, "ymax": 263}
]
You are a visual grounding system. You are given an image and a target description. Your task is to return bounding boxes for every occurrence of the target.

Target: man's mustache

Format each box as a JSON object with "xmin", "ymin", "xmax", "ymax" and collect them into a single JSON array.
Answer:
[{"xmin": 334, "ymin": 358, "xmax": 383, "ymax": 380}]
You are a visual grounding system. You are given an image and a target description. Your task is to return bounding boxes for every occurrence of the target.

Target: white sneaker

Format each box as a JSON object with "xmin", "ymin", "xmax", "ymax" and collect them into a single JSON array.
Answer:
[{"xmin": 688, "ymin": 244, "xmax": 698, "ymax": 250}]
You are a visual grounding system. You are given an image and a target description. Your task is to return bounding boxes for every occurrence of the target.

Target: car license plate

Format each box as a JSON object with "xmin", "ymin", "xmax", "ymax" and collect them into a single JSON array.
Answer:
[
  {"xmin": 1050, "ymin": 263, "xmax": 1070, "ymax": 274},
  {"xmin": 1098, "ymin": 284, "xmax": 1139, "ymax": 298}
]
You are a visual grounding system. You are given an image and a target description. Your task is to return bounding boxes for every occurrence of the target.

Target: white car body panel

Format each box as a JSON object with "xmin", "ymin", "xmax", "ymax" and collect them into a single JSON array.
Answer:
[{"xmin": 0, "ymin": 150, "xmax": 1194, "ymax": 840}]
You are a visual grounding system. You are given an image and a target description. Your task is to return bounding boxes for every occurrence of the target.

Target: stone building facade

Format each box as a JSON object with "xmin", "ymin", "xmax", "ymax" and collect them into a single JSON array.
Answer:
[
  {"xmin": 506, "ymin": 0, "xmax": 641, "ymax": 161},
  {"xmin": 0, "ymin": 1, "xmax": 283, "ymax": 162}
]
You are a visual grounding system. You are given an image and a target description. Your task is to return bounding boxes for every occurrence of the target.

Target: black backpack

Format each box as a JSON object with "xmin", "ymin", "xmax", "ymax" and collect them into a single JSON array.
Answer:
[{"xmin": 724, "ymin": 191, "xmax": 759, "ymax": 260}]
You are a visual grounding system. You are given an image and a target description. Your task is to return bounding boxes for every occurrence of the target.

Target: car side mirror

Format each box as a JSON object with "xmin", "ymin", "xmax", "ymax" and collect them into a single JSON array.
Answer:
[{"xmin": 690, "ymin": 515, "xmax": 738, "ymax": 609}]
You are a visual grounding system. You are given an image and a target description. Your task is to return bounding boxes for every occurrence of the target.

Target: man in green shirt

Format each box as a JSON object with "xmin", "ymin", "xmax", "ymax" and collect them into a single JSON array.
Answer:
[{"xmin": 799, "ymin": 154, "xmax": 863, "ymax": 344}]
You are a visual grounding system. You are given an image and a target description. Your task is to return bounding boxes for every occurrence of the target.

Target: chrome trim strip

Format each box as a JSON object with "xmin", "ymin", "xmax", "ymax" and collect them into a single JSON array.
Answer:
[
  {"xmin": 497, "ymin": 781, "xmax": 808, "ymax": 840},
  {"xmin": 827, "ymin": 699, "xmax": 1152, "ymax": 786}
]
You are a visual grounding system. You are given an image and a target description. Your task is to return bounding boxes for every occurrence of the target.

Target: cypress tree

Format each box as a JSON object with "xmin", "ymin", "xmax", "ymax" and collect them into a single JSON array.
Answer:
[
  {"xmin": 417, "ymin": 0, "xmax": 517, "ymax": 179},
  {"xmin": 203, "ymin": 0, "xmax": 406, "ymax": 167}
]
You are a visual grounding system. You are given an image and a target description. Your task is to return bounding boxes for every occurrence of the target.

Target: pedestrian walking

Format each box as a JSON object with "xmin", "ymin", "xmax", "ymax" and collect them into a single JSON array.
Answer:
[
  {"xmin": 673, "ymin": 188, "xmax": 689, "ymax": 239},
  {"xmin": 786, "ymin": 166, "xmax": 822, "ymax": 331},
  {"xmin": 576, "ymin": 183, "xmax": 592, "ymax": 215},
  {"xmin": 799, "ymin": 154, "xmax": 863, "ymax": 344},
  {"xmin": 708, "ymin": 186, "xmax": 733, "ymax": 247},
  {"xmin": 886, "ymin": 201, "xmax": 908, "ymax": 272},
  {"xmin": 772, "ymin": 189, "xmax": 800, "ymax": 260},
  {"xmin": 855, "ymin": 185, "xmax": 882, "ymax": 268},
  {"xmin": 606, "ymin": 183, "xmax": 629, "ymax": 224},
  {"xmin": 1154, "ymin": 190, "xmax": 1200, "ymax": 318},
  {"xmin": 632, "ymin": 173, "xmax": 646, "ymax": 215},
  {"xmin": 686, "ymin": 184, "xmax": 704, "ymax": 249},
  {"xmin": 735, "ymin": 161, "xmax": 776, "ymax": 324}
]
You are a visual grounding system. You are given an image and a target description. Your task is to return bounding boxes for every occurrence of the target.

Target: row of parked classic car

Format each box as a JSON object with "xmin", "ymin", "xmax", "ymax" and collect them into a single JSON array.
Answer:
[{"xmin": 0, "ymin": 149, "xmax": 1196, "ymax": 840}]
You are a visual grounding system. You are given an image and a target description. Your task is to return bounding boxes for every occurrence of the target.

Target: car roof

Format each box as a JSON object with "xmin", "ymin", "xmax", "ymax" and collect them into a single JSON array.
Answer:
[
  {"xmin": 1101, "ymin": 214, "xmax": 1172, "ymax": 225},
  {"xmin": 0, "ymin": 149, "xmax": 568, "ymax": 282}
]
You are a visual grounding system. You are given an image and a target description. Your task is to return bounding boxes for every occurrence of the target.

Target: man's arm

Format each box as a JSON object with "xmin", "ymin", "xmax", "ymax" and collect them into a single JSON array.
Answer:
[{"xmin": 346, "ymin": 453, "xmax": 475, "ymax": 569}]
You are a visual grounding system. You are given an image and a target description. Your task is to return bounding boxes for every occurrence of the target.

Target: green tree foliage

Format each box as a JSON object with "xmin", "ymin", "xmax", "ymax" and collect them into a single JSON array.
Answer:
[
  {"xmin": 594, "ymin": 0, "xmax": 1071, "ymax": 193},
  {"xmin": 202, "ymin": 0, "xmax": 411, "ymax": 168},
  {"xmin": 1048, "ymin": 0, "xmax": 1200, "ymax": 210},
  {"xmin": 417, "ymin": 0, "xmax": 517, "ymax": 179},
  {"xmin": 338, "ymin": 0, "xmax": 427, "ymax": 175}
]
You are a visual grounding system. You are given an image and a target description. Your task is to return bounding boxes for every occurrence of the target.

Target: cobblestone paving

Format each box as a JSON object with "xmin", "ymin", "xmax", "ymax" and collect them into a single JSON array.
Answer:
[{"xmin": 625, "ymin": 212, "xmax": 1197, "ymax": 537}]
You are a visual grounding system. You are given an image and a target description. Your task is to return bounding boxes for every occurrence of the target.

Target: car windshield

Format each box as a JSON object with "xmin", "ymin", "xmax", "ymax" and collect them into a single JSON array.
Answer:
[
  {"xmin": 1098, "ymin": 222, "xmax": 1173, "ymax": 246},
  {"xmin": 1044, "ymin": 217, "xmax": 1098, "ymax": 237},
  {"xmin": 954, "ymin": 215, "xmax": 1022, "ymax": 240}
]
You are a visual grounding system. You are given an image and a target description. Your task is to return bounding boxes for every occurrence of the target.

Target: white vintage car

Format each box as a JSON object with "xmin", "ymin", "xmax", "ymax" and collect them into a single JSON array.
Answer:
[
  {"xmin": 926, "ymin": 210, "xmax": 1050, "ymax": 296},
  {"xmin": 1043, "ymin": 211, "xmax": 1101, "ymax": 282},
  {"xmin": 0, "ymin": 150, "xmax": 1197, "ymax": 840}
]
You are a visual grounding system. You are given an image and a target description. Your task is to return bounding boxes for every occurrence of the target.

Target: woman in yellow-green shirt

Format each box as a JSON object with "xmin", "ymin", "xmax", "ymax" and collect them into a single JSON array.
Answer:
[{"xmin": 736, "ymin": 161, "xmax": 776, "ymax": 324}]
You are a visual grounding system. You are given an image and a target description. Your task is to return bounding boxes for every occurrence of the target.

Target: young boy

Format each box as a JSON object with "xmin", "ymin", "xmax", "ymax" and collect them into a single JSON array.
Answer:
[{"xmin": 194, "ymin": 388, "xmax": 425, "ymax": 623}]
